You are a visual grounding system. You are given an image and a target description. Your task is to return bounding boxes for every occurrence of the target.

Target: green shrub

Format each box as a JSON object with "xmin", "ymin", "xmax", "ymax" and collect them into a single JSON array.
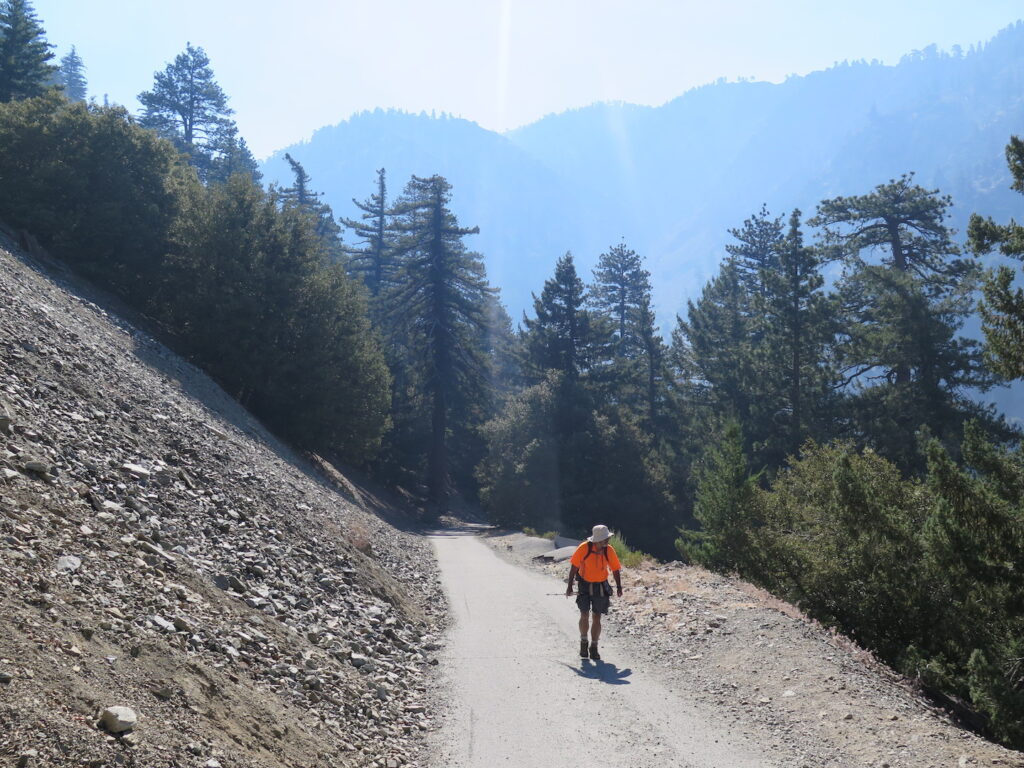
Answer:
[{"xmin": 609, "ymin": 533, "xmax": 651, "ymax": 568}]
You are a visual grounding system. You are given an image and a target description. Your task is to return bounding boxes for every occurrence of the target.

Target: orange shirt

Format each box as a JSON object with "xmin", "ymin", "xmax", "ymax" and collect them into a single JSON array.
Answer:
[{"xmin": 570, "ymin": 542, "xmax": 621, "ymax": 583}]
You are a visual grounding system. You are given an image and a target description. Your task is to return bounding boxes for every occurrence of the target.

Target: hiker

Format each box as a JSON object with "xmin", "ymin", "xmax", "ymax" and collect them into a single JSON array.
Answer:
[{"xmin": 565, "ymin": 524, "xmax": 623, "ymax": 660}]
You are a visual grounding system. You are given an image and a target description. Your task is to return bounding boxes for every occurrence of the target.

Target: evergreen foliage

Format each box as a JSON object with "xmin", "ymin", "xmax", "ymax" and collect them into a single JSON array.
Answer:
[
  {"xmin": 279, "ymin": 152, "xmax": 343, "ymax": 260},
  {"xmin": 811, "ymin": 174, "xmax": 1004, "ymax": 471},
  {"xmin": 386, "ymin": 174, "xmax": 496, "ymax": 507},
  {"xmin": 726, "ymin": 203, "xmax": 784, "ymax": 296},
  {"xmin": 674, "ymin": 261, "xmax": 755, "ymax": 430},
  {"xmin": 675, "ymin": 420, "xmax": 762, "ymax": 572},
  {"xmin": 0, "ymin": 93, "xmax": 184, "ymax": 298},
  {"xmin": 0, "ymin": 0, "xmax": 55, "ymax": 102},
  {"xmin": 522, "ymin": 252, "xmax": 595, "ymax": 381},
  {"xmin": 968, "ymin": 135, "xmax": 1024, "ymax": 380},
  {"xmin": 138, "ymin": 43, "xmax": 259, "ymax": 184},
  {"xmin": 754, "ymin": 210, "xmax": 838, "ymax": 464},
  {"xmin": 589, "ymin": 241, "xmax": 651, "ymax": 358},
  {"xmin": 342, "ymin": 168, "xmax": 394, "ymax": 298},
  {"xmin": 56, "ymin": 45, "xmax": 86, "ymax": 101},
  {"xmin": 476, "ymin": 375, "xmax": 561, "ymax": 529}
]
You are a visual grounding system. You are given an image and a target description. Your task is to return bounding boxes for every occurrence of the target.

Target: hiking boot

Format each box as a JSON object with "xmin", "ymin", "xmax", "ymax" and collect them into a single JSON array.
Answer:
[
  {"xmin": 589, "ymin": 643, "xmax": 601, "ymax": 661},
  {"xmin": 580, "ymin": 639, "xmax": 589, "ymax": 658}
]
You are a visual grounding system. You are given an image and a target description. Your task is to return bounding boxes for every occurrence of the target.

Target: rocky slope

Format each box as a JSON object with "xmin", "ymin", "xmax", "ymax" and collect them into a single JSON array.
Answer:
[{"xmin": 0, "ymin": 236, "xmax": 444, "ymax": 768}]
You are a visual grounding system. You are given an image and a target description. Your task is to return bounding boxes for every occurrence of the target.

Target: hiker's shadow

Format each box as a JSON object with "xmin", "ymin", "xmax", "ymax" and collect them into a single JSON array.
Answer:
[{"xmin": 559, "ymin": 660, "xmax": 632, "ymax": 685}]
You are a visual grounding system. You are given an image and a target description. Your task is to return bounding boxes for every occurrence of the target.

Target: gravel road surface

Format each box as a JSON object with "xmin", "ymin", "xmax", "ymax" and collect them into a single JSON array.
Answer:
[{"xmin": 425, "ymin": 530, "xmax": 779, "ymax": 767}]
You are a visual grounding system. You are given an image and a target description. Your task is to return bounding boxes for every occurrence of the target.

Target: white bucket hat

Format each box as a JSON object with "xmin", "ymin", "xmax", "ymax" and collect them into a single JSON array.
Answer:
[{"xmin": 588, "ymin": 524, "xmax": 612, "ymax": 543}]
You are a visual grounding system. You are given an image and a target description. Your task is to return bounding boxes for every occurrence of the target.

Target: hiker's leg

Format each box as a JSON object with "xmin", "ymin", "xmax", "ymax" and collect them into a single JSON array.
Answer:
[
  {"xmin": 591, "ymin": 612, "xmax": 602, "ymax": 644},
  {"xmin": 578, "ymin": 611, "xmax": 590, "ymax": 637}
]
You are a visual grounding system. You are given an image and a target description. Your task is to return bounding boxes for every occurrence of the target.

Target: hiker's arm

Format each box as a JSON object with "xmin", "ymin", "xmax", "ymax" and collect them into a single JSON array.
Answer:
[
  {"xmin": 612, "ymin": 569, "xmax": 622, "ymax": 596},
  {"xmin": 565, "ymin": 565, "xmax": 579, "ymax": 595}
]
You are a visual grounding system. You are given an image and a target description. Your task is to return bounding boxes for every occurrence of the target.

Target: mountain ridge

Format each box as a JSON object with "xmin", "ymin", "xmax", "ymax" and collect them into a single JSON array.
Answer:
[{"xmin": 262, "ymin": 20, "xmax": 1024, "ymax": 333}]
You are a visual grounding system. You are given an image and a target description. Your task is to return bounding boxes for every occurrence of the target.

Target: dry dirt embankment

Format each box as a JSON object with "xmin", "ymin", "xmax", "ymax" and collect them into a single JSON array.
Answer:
[
  {"xmin": 0, "ymin": 238, "xmax": 444, "ymax": 768},
  {"xmin": 485, "ymin": 532, "xmax": 1024, "ymax": 768}
]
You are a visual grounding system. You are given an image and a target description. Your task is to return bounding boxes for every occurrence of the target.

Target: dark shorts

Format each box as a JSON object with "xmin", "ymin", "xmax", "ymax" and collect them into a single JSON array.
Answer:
[{"xmin": 575, "ymin": 580, "xmax": 611, "ymax": 615}]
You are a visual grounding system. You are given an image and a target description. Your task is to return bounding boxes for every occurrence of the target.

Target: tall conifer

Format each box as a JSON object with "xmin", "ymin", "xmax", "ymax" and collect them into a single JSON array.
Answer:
[
  {"xmin": 811, "ymin": 174, "xmax": 1003, "ymax": 470},
  {"xmin": 138, "ymin": 43, "xmax": 256, "ymax": 183},
  {"xmin": 57, "ymin": 45, "xmax": 86, "ymax": 101},
  {"xmin": 0, "ymin": 0, "xmax": 55, "ymax": 102},
  {"xmin": 388, "ymin": 174, "xmax": 495, "ymax": 507},
  {"xmin": 342, "ymin": 168, "xmax": 394, "ymax": 298}
]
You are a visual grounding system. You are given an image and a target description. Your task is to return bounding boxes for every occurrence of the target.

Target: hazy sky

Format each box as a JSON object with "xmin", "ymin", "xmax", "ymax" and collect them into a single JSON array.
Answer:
[{"xmin": 34, "ymin": 1, "xmax": 1024, "ymax": 159}]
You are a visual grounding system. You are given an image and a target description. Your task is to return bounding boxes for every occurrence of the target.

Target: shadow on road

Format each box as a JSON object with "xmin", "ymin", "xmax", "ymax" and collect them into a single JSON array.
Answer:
[{"xmin": 559, "ymin": 660, "xmax": 632, "ymax": 685}]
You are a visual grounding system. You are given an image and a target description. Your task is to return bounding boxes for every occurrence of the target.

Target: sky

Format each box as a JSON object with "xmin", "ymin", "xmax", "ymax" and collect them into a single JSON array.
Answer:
[{"xmin": 33, "ymin": 1, "xmax": 1024, "ymax": 160}]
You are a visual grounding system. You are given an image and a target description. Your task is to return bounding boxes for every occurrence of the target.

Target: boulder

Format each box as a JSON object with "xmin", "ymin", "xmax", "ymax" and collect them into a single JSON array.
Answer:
[{"xmin": 99, "ymin": 706, "xmax": 138, "ymax": 733}]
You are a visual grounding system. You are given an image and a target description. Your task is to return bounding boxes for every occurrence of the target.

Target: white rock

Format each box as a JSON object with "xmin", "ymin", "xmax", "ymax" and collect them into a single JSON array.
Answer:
[
  {"xmin": 56, "ymin": 555, "xmax": 82, "ymax": 572},
  {"xmin": 99, "ymin": 706, "xmax": 137, "ymax": 733}
]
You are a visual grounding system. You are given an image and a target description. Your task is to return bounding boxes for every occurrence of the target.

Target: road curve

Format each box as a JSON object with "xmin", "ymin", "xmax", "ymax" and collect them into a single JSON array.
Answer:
[{"xmin": 425, "ymin": 530, "xmax": 779, "ymax": 767}]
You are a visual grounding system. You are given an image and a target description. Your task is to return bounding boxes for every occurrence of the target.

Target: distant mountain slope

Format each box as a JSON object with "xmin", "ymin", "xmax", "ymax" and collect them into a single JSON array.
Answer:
[
  {"xmin": 506, "ymin": 21, "xmax": 1024, "ymax": 312},
  {"xmin": 263, "ymin": 21, "xmax": 1024, "ymax": 330}
]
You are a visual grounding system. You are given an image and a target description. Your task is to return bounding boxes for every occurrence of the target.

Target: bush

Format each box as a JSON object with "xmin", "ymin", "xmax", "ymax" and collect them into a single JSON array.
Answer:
[
  {"xmin": 477, "ymin": 377, "xmax": 561, "ymax": 529},
  {"xmin": 0, "ymin": 92, "xmax": 188, "ymax": 300},
  {"xmin": 676, "ymin": 420, "xmax": 762, "ymax": 574},
  {"xmin": 608, "ymin": 533, "xmax": 651, "ymax": 568}
]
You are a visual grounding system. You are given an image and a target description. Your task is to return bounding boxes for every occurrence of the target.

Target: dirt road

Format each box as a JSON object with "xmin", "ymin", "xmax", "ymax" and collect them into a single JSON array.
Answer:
[{"xmin": 425, "ymin": 530, "xmax": 779, "ymax": 767}]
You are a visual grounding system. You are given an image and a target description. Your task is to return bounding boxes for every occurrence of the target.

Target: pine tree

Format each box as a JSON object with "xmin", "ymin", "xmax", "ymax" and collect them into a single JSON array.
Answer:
[
  {"xmin": 206, "ymin": 123, "xmax": 261, "ymax": 184},
  {"xmin": 278, "ymin": 153, "xmax": 341, "ymax": 258},
  {"xmin": 968, "ymin": 135, "xmax": 1024, "ymax": 379},
  {"xmin": 0, "ymin": 0, "xmax": 55, "ymax": 102},
  {"xmin": 674, "ymin": 260, "xmax": 755, "ymax": 428},
  {"xmin": 523, "ymin": 252, "xmax": 595, "ymax": 381},
  {"xmin": 726, "ymin": 203, "xmax": 784, "ymax": 296},
  {"xmin": 138, "ymin": 43, "xmax": 252, "ymax": 183},
  {"xmin": 755, "ymin": 210, "xmax": 837, "ymax": 462},
  {"xmin": 388, "ymin": 174, "xmax": 496, "ymax": 507},
  {"xmin": 921, "ymin": 425, "xmax": 1024, "ymax": 744},
  {"xmin": 810, "ymin": 174, "xmax": 1002, "ymax": 470},
  {"xmin": 342, "ymin": 168, "xmax": 394, "ymax": 297},
  {"xmin": 56, "ymin": 45, "xmax": 86, "ymax": 101},
  {"xmin": 519, "ymin": 253, "xmax": 600, "ymax": 530},
  {"xmin": 675, "ymin": 420, "xmax": 762, "ymax": 572},
  {"xmin": 636, "ymin": 296, "xmax": 670, "ymax": 431},
  {"xmin": 589, "ymin": 241, "xmax": 651, "ymax": 356}
]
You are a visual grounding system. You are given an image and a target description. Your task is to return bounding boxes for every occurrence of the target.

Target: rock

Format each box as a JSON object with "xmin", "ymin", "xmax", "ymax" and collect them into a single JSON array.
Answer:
[
  {"xmin": 0, "ymin": 670, "xmax": 13, "ymax": 684},
  {"xmin": 17, "ymin": 750, "xmax": 38, "ymax": 768},
  {"xmin": 121, "ymin": 463, "xmax": 151, "ymax": 479},
  {"xmin": 99, "ymin": 706, "xmax": 138, "ymax": 733},
  {"xmin": 137, "ymin": 540, "xmax": 175, "ymax": 563},
  {"xmin": 228, "ymin": 575, "xmax": 248, "ymax": 593},
  {"xmin": 149, "ymin": 615, "xmax": 176, "ymax": 633},
  {"xmin": 23, "ymin": 459, "xmax": 51, "ymax": 474},
  {"xmin": 56, "ymin": 554, "xmax": 82, "ymax": 572},
  {"xmin": 151, "ymin": 685, "xmax": 174, "ymax": 700}
]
